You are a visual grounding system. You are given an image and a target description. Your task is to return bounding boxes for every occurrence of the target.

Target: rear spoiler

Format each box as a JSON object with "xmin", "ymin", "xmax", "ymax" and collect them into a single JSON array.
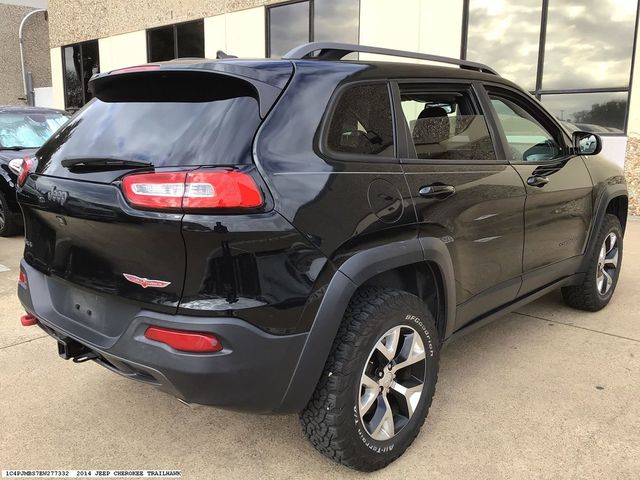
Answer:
[{"xmin": 89, "ymin": 65, "xmax": 285, "ymax": 118}]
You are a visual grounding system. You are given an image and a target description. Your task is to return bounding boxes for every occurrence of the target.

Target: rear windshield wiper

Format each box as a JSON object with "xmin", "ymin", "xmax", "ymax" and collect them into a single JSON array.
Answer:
[{"xmin": 61, "ymin": 157, "xmax": 153, "ymax": 170}]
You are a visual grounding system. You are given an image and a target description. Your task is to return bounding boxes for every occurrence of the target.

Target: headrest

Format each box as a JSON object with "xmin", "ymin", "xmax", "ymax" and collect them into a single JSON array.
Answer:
[{"xmin": 418, "ymin": 106, "xmax": 448, "ymax": 119}]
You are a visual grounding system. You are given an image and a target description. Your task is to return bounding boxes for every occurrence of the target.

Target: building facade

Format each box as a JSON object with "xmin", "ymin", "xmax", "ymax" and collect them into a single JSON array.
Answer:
[
  {"xmin": 0, "ymin": 0, "xmax": 51, "ymax": 106},
  {"xmin": 45, "ymin": 0, "xmax": 640, "ymax": 213}
]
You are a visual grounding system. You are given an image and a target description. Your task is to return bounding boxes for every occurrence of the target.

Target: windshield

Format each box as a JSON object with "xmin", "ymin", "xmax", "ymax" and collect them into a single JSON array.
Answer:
[{"xmin": 0, "ymin": 112, "xmax": 68, "ymax": 149}]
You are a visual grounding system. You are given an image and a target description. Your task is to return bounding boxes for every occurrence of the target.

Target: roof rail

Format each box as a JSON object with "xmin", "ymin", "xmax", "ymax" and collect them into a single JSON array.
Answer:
[{"xmin": 282, "ymin": 42, "xmax": 499, "ymax": 76}]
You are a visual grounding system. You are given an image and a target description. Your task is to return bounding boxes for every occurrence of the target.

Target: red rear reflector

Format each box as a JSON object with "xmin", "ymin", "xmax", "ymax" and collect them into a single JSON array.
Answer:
[
  {"xmin": 112, "ymin": 65, "xmax": 161, "ymax": 74},
  {"xmin": 20, "ymin": 313, "xmax": 38, "ymax": 326},
  {"xmin": 17, "ymin": 156, "xmax": 33, "ymax": 187},
  {"xmin": 122, "ymin": 170, "xmax": 263, "ymax": 210},
  {"xmin": 18, "ymin": 270, "xmax": 27, "ymax": 287},
  {"xmin": 144, "ymin": 326, "xmax": 223, "ymax": 353}
]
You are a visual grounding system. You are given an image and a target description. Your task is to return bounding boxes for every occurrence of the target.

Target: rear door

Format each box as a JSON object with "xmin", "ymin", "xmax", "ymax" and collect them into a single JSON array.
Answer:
[
  {"xmin": 482, "ymin": 85, "xmax": 593, "ymax": 294},
  {"xmin": 18, "ymin": 70, "xmax": 265, "ymax": 315},
  {"xmin": 394, "ymin": 81, "xmax": 526, "ymax": 329}
]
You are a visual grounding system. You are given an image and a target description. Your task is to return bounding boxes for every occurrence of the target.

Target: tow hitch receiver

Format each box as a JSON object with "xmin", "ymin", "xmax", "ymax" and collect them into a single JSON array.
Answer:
[{"xmin": 57, "ymin": 336, "xmax": 95, "ymax": 362}]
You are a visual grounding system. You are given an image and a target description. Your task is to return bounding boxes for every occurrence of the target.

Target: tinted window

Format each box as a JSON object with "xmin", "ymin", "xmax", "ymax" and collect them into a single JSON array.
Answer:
[
  {"xmin": 541, "ymin": 91, "xmax": 628, "ymax": 134},
  {"xmin": 314, "ymin": 0, "xmax": 359, "ymax": 44},
  {"xmin": 63, "ymin": 41, "xmax": 99, "ymax": 110},
  {"xmin": 37, "ymin": 96, "xmax": 260, "ymax": 175},
  {"xmin": 467, "ymin": 0, "xmax": 542, "ymax": 90},
  {"xmin": 63, "ymin": 45, "xmax": 82, "ymax": 109},
  {"xmin": 400, "ymin": 88, "xmax": 496, "ymax": 161},
  {"xmin": 267, "ymin": 0, "xmax": 360, "ymax": 58},
  {"xmin": 327, "ymin": 84, "xmax": 394, "ymax": 157},
  {"xmin": 177, "ymin": 21, "xmax": 205, "ymax": 58},
  {"xmin": 490, "ymin": 94, "xmax": 565, "ymax": 162},
  {"xmin": 147, "ymin": 20, "xmax": 204, "ymax": 62},
  {"xmin": 543, "ymin": 0, "xmax": 637, "ymax": 90},
  {"xmin": 148, "ymin": 25, "xmax": 174, "ymax": 62},
  {"xmin": 268, "ymin": 1, "xmax": 310, "ymax": 58}
]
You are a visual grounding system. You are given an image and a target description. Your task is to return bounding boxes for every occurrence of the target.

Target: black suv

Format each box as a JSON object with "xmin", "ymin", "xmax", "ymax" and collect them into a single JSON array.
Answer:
[{"xmin": 15, "ymin": 43, "xmax": 627, "ymax": 471}]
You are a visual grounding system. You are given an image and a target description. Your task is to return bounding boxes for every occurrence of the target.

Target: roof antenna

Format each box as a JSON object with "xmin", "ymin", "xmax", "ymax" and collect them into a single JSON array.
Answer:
[{"xmin": 216, "ymin": 50, "xmax": 238, "ymax": 59}]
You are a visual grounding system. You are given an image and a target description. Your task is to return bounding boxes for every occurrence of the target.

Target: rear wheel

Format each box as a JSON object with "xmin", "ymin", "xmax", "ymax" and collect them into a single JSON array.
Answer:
[
  {"xmin": 0, "ymin": 192, "xmax": 21, "ymax": 237},
  {"xmin": 300, "ymin": 287, "xmax": 439, "ymax": 471},
  {"xmin": 562, "ymin": 214, "xmax": 623, "ymax": 311}
]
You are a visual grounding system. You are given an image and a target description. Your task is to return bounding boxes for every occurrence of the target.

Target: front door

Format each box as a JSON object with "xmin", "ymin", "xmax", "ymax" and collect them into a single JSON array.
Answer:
[
  {"xmin": 394, "ymin": 81, "xmax": 527, "ymax": 329},
  {"xmin": 484, "ymin": 85, "xmax": 593, "ymax": 294}
]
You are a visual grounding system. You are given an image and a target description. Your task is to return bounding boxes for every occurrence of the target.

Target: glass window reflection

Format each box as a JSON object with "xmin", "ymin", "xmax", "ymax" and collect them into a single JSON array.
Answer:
[
  {"xmin": 467, "ymin": 0, "xmax": 542, "ymax": 90},
  {"xmin": 541, "ymin": 92, "xmax": 628, "ymax": 133},
  {"xmin": 268, "ymin": 1, "xmax": 310, "ymax": 58},
  {"xmin": 314, "ymin": 0, "xmax": 359, "ymax": 44},
  {"xmin": 543, "ymin": 0, "xmax": 637, "ymax": 89}
]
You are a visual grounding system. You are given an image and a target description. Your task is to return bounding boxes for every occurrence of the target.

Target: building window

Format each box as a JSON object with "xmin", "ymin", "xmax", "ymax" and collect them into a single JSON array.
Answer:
[
  {"xmin": 267, "ymin": 0, "xmax": 360, "ymax": 58},
  {"xmin": 62, "ymin": 40, "xmax": 100, "ymax": 111},
  {"xmin": 463, "ymin": 0, "xmax": 640, "ymax": 134},
  {"xmin": 147, "ymin": 19, "xmax": 204, "ymax": 62}
]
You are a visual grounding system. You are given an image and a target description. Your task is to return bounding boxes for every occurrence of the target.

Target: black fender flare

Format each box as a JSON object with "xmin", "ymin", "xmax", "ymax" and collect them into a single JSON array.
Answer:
[
  {"xmin": 580, "ymin": 185, "xmax": 628, "ymax": 272},
  {"xmin": 276, "ymin": 237, "xmax": 455, "ymax": 413}
]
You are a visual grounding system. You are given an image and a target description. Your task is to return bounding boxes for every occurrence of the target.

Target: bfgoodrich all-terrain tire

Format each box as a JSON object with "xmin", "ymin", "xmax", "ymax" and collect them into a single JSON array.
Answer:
[
  {"xmin": 300, "ymin": 287, "xmax": 440, "ymax": 471},
  {"xmin": 562, "ymin": 213, "xmax": 623, "ymax": 311}
]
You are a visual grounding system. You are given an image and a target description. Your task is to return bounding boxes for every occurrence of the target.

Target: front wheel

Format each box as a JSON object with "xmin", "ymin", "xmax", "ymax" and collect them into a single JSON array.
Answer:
[
  {"xmin": 562, "ymin": 213, "xmax": 623, "ymax": 311},
  {"xmin": 300, "ymin": 287, "xmax": 439, "ymax": 471}
]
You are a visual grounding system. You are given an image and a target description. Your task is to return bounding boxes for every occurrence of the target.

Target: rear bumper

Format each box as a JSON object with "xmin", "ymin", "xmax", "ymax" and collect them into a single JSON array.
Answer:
[{"xmin": 18, "ymin": 261, "xmax": 308, "ymax": 413}]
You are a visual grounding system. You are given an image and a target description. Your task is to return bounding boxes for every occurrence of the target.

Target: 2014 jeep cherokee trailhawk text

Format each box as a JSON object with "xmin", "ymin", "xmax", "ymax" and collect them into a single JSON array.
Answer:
[{"xmin": 15, "ymin": 43, "xmax": 627, "ymax": 471}]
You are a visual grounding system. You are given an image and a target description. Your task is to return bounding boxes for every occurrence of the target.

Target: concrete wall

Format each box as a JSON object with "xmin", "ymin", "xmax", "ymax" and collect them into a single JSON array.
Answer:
[
  {"xmin": 360, "ymin": 0, "xmax": 463, "ymax": 60},
  {"xmin": 204, "ymin": 7, "xmax": 265, "ymax": 58},
  {"xmin": 0, "ymin": 4, "xmax": 51, "ymax": 105},
  {"xmin": 98, "ymin": 30, "xmax": 147, "ymax": 72},
  {"xmin": 49, "ymin": 46, "xmax": 63, "ymax": 109},
  {"xmin": 47, "ymin": 0, "xmax": 280, "ymax": 49}
]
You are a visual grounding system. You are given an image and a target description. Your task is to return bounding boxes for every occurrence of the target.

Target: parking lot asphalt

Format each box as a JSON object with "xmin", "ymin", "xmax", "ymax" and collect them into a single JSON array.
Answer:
[{"xmin": 0, "ymin": 221, "xmax": 638, "ymax": 479}]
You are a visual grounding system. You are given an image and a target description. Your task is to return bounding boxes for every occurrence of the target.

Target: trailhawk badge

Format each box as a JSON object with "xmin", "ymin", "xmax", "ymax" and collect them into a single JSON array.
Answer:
[{"xmin": 123, "ymin": 273, "xmax": 171, "ymax": 289}]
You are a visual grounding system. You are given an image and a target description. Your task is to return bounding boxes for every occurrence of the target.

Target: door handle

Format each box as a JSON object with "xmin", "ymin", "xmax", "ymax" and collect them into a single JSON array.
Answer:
[
  {"xmin": 527, "ymin": 175, "xmax": 549, "ymax": 187},
  {"xmin": 418, "ymin": 184, "xmax": 456, "ymax": 200}
]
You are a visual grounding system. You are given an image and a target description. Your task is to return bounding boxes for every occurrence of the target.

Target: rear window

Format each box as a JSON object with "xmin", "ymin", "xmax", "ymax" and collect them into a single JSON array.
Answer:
[
  {"xmin": 326, "ymin": 83, "xmax": 395, "ymax": 157},
  {"xmin": 36, "ymin": 95, "xmax": 260, "ymax": 175}
]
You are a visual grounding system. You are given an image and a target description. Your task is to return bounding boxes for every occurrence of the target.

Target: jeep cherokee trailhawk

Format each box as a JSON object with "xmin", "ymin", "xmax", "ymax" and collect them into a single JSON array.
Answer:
[{"xmin": 15, "ymin": 43, "xmax": 627, "ymax": 471}]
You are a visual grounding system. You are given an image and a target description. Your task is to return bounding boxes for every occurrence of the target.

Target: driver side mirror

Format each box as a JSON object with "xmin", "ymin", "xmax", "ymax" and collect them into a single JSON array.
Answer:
[{"xmin": 573, "ymin": 131, "xmax": 602, "ymax": 156}]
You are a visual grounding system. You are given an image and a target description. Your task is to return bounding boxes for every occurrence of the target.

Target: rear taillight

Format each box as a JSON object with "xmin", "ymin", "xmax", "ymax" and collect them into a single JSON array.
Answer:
[
  {"xmin": 18, "ymin": 270, "xmax": 27, "ymax": 288},
  {"xmin": 122, "ymin": 170, "xmax": 263, "ymax": 211},
  {"xmin": 17, "ymin": 156, "xmax": 34, "ymax": 187},
  {"xmin": 144, "ymin": 326, "xmax": 223, "ymax": 353}
]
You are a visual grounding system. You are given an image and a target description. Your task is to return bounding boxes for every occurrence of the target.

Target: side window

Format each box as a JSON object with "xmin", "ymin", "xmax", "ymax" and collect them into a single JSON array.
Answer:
[
  {"xmin": 488, "ymin": 92, "xmax": 566, "ymax": 162},
  {"xmin": 327, "ymin": 84, "xmax": 395, "ymax": 157},
  {"xmin": 399, "ymin": 86, "xmax": 496, "ymax": 161}
]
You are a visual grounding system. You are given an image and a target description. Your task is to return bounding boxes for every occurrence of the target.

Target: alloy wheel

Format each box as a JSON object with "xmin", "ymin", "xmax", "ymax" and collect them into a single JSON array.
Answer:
[
  {"xmin": 596, "ymin": 232, "xmax": 619, "ymax": 295},
  {"xmin": 358, "ymin": 325, "xmax": 427, "ymax": 441}
]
